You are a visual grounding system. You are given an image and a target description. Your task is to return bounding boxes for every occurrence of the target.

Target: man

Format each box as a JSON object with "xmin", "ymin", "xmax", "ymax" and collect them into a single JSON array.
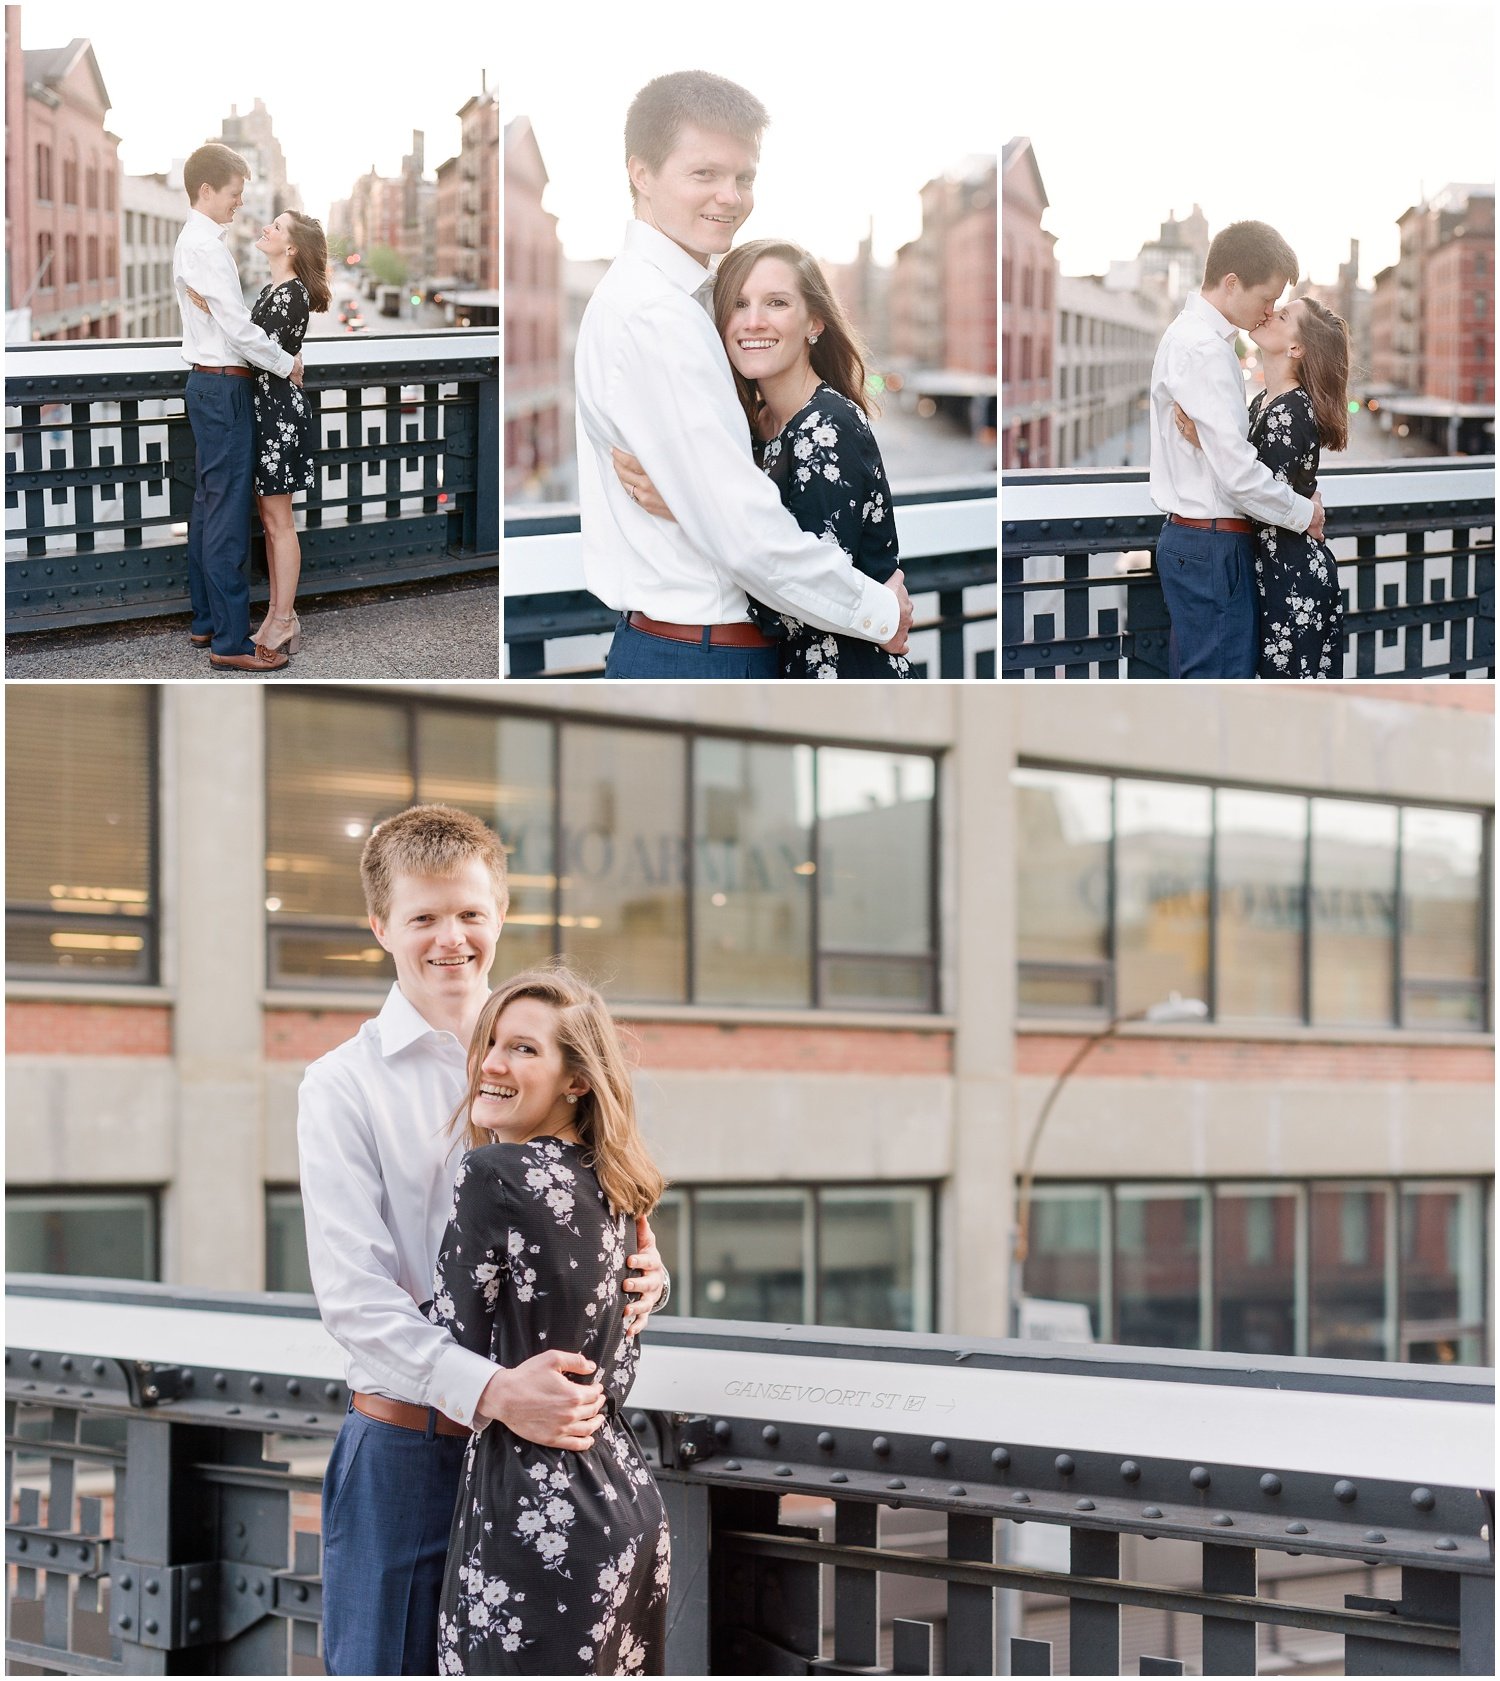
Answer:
[
  {"xmin": 1148, "ymin": 220, "xmax": 1327, "ymax": 678},
  {"xmin": 173, "ymin": 143, "xmax": 303, "ymax": 672},
  {"xmin": 575, "ymin": 70, "xmax": 914, "ymax": 678},
  {"xmin": 298, "ymin": 805, "xmax": 667, "ymax": 1675}
]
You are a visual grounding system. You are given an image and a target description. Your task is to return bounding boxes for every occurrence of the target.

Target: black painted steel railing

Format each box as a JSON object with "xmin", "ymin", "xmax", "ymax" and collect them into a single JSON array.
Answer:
[{"xmin": 6, "ymin": 1278, "xmax": 1493, "ymax": 1675}]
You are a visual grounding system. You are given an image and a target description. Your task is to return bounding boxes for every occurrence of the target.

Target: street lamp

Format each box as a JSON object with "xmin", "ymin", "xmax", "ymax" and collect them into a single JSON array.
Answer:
[{"xmin": 1009, "ymin": 991, "xmax": 1208, "ymax": 1339}]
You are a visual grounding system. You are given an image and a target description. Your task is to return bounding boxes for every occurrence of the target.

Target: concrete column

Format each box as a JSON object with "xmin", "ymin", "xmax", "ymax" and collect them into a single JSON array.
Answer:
[
  {"xmin": 164, "ymin": 685, "xmax": 267, "ymax": 1288},
  {"xmin": 943, "ymin": 688, "xmax": 1016, "ymax": 1338}
]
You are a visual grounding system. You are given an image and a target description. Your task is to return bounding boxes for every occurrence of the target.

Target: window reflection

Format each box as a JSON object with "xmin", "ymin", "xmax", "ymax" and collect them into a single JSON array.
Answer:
[
  {"xmin": 1015, "ymin": 770, "xmax": 1111, "ymax": 1012},
  {"xmin": 1401, "ymin": 809, "xmax": 1484, "ymax": 1027},
  {"xmin": 820, "ymin": 1188, "xmax": 930, "ymax": 1332},
  {"xmin": 1115, "ymin": 782, "xmax": 1211, "ymax": 1016},
  {"xmin": 1402, "ymin": 1185, "xmax": 1484, "ymax": 1364},
  {"xmin": 1215, "ymin": 1188, "xmax": 1298, "ymax": 1355},
  {"xmin": 1310, "ymin": 801, "xmax": 1397, "ymax": 1026},
  {"xmin": 1023, "ymin": 1189, "xmax": 1106, "ymax": 1338},
  {"xmin": 692, "ymin": 1190, "xmax": 808, "ymax": 1323},
  {"xmin": 1309, "ymin": 1185, "xmax": 1390, "ymax": 1360},
  {"xmin": 7, "ymin": 1192, "xmax": 157, "ymax": 1280},
  {"xmin": 1216, "ymin": 791, "xmax": 1306, "ymax": 1021}
]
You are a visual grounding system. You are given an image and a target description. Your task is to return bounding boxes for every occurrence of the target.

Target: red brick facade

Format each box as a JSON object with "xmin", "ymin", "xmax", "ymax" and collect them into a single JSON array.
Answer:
[
  {"xmin": 7, "ymin": 1002, "xmax": 171, "ymax": 1057},
  {"xmin": 1017, "ymin": 1032, "xmax": 1493, "ymax": 1085},
  {"xmin": 1001, "ymin": 138, "xmax": 1057, "ymax": 468},
  {"xmin": 1423, "ymin": 203, "xmax": 1494, "ymax": 406},
  {"xmin": 503, "ymin": 117, "xmax": 562, "ymax": 498}
]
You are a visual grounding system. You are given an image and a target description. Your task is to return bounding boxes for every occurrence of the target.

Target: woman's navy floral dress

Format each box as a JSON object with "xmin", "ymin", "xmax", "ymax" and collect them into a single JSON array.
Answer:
[
  {"xmin": 428, "ymin": 1139, "xmax": 669, "ymax": 1675},
  {"xmin": 749, "ymin": 383, "xmax": 910, "ymax": 679},
  {"xmin": 1248, "ymin": 385, "xmax": 1344, "ymax": 679},
  {"xmin": 249, "ymin": 277, "xmax": 314, "ymax": 495}
]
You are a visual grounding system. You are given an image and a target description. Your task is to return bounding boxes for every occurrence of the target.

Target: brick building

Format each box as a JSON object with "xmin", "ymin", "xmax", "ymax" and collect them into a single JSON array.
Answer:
[
  {"xmin": 456, "ymin": 87, "xmax": 499, "ymax": 291},
  {"xmin": 1001, "ymin": 137, "xmax": 1057, "ymax": 467},
  {"xmin": 1423, "ymin": 191, "xmax": 1494, "ymax": 406},
  {"xmin": 217, "ymin": 98, "xmax": 301, "ymax": 287},
  {"xmin": 120, "ymin": 172, "xmax": 185, "ymax": 338},
  {"xmin": 889, "ymin": 158, "xmax": 997, "ymax": 380},
  {"xmin": 8, "ymin": 33, "xmax": 121, "ymax": 339},
  {"xmin": 503, "ymin": 117, "xmax": 563, "ymax": 499}
]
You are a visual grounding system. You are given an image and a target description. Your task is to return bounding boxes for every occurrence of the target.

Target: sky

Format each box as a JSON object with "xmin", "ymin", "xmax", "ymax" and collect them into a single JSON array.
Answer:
[
  {"xmin": 17, "ymin": 1, "xmax": 493, "ymax": 222},
  {"xmin": 502, "ymin": 5, "xmax": 996, "ymax": 265},
  {"xmin": 1001, "ymin": 0, "xmax": 1496, "ymax": 288}
]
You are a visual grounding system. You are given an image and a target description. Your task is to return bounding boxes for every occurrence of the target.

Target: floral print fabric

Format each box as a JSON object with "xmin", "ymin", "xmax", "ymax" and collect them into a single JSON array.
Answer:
[
  {"xmin": 747, "ymin": 384, "xmax": 911, "ymax": 680},
  {"xmin": 428, "ymin": 1139, "xmax": 670, "ymax": 1675},
  {"xmin": 249, "ymin": 278, "xmax": 314, "ymax": 496},
  {"xmin": 1249, "ymin": 386, "xmax": 1344, "ymax": 679}
]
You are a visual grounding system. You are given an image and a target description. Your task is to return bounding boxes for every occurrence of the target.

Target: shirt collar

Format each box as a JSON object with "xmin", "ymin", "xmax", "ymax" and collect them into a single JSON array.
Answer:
[
  {"xmin": 623, "ymin": 218, "xmax": 717, "ymax": 301},
  {"xmin": 1186, "ymin": 290, "xmax": 1238, "ymax": 344},
  {"xmin": 375, "ymin": 982, "xmax": 463, "ymax": 1058},
  {"xmin": 187, "ymin": 208, "xmax": 229, "ymax": 244}
]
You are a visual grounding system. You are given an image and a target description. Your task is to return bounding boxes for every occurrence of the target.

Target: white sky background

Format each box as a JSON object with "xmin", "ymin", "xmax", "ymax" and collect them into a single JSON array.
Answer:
[
  {"xmin": 18, "ymin": 1, "xmax": 495, "ymax": 223},
  {"xmin": 502, "ymin": 3, "xmax": 995, "ymax": 266},
  {"xmin": 1002, "ymin": 0, "xmax": 1496, "ymax": 287}
]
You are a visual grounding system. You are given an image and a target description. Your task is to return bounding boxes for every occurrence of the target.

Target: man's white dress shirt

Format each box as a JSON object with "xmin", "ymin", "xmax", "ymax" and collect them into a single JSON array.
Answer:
[
  {"xmin": 172, "ymin": 208, "xmax": 293, "ymax": 376},
  {"xmin": 575, "ymin": 220, "xmax": 899, "ymax": 641},
  {"xmin": 1149, "ymin": 292, "xmax": 1313, "ymax": 532},
  {"xmin": 297, "ymin": 984, "xmax": 497, "ymax": 1427}
]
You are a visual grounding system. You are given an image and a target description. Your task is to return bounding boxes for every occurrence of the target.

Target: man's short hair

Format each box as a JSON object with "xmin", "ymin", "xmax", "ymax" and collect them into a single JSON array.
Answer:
[
  {"xmin": 360, "ymin": 804, "xmax": 509, "ymax": 924},
  {"xmin": 1204, "ymin": 221, "xmax": 1299, "ymax": 290},
  {"xmin": 183, "ymin": 143, "xmax": 251, "ymax": 204},
  {"xmin": 624, "ymin": 70, "xmax": 768, "ymax": 202}
]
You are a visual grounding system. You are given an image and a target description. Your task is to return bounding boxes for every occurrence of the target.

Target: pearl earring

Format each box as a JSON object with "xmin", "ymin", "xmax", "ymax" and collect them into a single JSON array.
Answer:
[
  {"xmin": 566, "ymin": 1095, "xmax": 578, "ymax": 1104},
  {"xmin": 808, "ymin": 333, "xmax": 819, "ymax": 345}
]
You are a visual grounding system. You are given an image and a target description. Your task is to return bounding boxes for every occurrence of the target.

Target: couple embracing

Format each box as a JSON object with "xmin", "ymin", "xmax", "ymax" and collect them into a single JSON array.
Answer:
[
  {"xmin": 173, "ymin": 143, "xmax": 328, "ymax": 671},
  {"xmin": 577, "ymin": 71, "xmax": 915, "ymax": 680},
  {"xmin": 1150, "ymin": 219, "xmax": 1352, "ymax": 680},
  {"xmin": 298, "ymin": 806, "xmax": 672, "ymax": 1675}
]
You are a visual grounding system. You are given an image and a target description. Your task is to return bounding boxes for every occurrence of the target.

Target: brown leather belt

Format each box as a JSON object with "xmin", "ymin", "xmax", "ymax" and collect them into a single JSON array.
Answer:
[
  {"xmin": 192, "ymin": 363, "xmax": 254, "ymax": 379},
  {"xmin": 1169, "ymin": 514, "xmax": 1252, "ymax": 533},
  {"xmin": 628, "ymin": 611, "xmax": 772, "ymax": 649},
  {"xmin": 352, "ymin": 1391, "xmax": 470, "ymax": 1437}
]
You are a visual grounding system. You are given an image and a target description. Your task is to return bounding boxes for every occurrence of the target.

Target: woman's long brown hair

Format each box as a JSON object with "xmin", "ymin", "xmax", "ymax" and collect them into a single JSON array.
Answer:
[
  {"xmin": 1293, "ymin": 297, "xmax": 1350, "ymax": 451},
  {"xmin": 712, "ymin": 238, "xmax": 875, "ymax": 437},
  {"xmin": 285, "ymin": 211, "xmax": 332, "ymax": 314},
  {"xmin": 449, "ymin": 965, "xmax": 665, "ymax": 1217}
]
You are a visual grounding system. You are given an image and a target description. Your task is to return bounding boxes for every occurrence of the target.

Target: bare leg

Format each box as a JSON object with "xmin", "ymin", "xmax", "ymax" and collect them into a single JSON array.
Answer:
[{"xmin": 256, "ymin": 493, "xmax": 302, "ymax": 647}]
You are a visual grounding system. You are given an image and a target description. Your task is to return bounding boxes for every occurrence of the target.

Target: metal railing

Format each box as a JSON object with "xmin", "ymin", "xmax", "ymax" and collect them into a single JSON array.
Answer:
[
  {"xmin": 4, "ymin": 333, "xmax": 499, "ymax": 633},
  {"xmin": 503, "ymin": 479, "xmax": 998, "ymax": 679},
  {"xmin": 6, "ymin": 1277, "xmax": 1493, "ymax": 1676},
  {"xmin": 1001, "ymin": 460, "xmax": 1495, "ymax": 678}
]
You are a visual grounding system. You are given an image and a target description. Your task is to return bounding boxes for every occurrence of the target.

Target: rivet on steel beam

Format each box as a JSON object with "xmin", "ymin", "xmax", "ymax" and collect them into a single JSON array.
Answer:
[
  {"xmin": 1142, "ymin": 1506, "xmax": 1163, "ymax": 1520},
  {"xmin": 1411, "ymin": 1487, "xmax": 1436, "ymax": 1511},
  {"xmin": 16, "ymin": 1538, "xmax": 27, "ymax": 1553},
  {"xmin": 949, "ymin": 1485, "xmax": 968, "ymax": 1498},
  {"xmin": 1435, "ymin": 1538, "xmax": 1458, "ymax": 1551},
  {"xmin": 831, "ymin": 1472, "xmax": 848, "ymax": 1484},
  {"xmin": 817, "ymin": 1431, "xmax": 835, "ymax": 1451},
  {"xmin": 761, "ymin": 1425, "xmax": 779, "ymax": 1445},
  {"xmin": 1363, "ymin": 1531, "xmax": 1387, "ymax": 1544},
  {"xmin": 873, "ymin": 1436, "xmax": 891, "ymax": 1456},
  {"xmin": 296, "ymin": 1584, "xmax": 309, "ymax": 1603},
  {"xmin": 1190, "ymin": 1467, "xmax": 1211, "ymax": 1489},
  {"xmin": 991, "ymin": 1447, "xmax": 1011, "ymax": 1469},
  {"xmin": 253, "ymin": 1581, "xmax": 266, "ymax": 1596},
  {"xmin": 323, "ymin": 1382, "xmax": 341, "ymax": 1401},
  {"xmin": 1054, "ymin": 1454, "xmax": 1075, "ymax": 1475},
  {"xmin": 1212, "ymin": 1514, "xmax": 1233, "ymax": 1527},
  {"xmin": 1333, "ymin": 1480, "xmax": 1357, "ymax": 1504},
  {"xmin": 249, "ymin": 1376, "xmax": 264, "ymax": 1393},
  {"xmin": 774, "ymin": 1465, "xmax": 793, "ymax": 1477},
  {"xmin": 1011, "ymin": 1491, "xmax": 1031, "ymax": 1505},
  {"xmin": 188, "ymin": 1577, "xmax": 202, "ymax": 1593},
  {"xmin": 214, "ymin": 1373, "xmax": 228, "ymax": 1390},
  {"xmin": 724, "ymin": 1460, "xmax": 741, "ymax": 1471},
  {"xmin": 235, "ymin": 1523, "xmax": 247, "ymax": 1539},
  {"xmin": 286, "ymin": 1379, "xmax": 301, "ymax": 1396},
  {"xmin": 119, "ymin": 1574, "xmax": 133, "ymax": 1590},
  {"xmin": 118, "ymin": 1615, "xmax": 132, "ymax": 1631},
  {"xmin": 236, "ymin": 1576, "xmax": 247, "ymax": 1593},
  {"xmin": 887, "ymin": 1478, "xmax": 906, "ymax": 1491},
  {"xmin": 1120, "ymin": 1461, "xmax": 1141, "ymax": 1482},
  {"xmin": 145, "ymin": 1619, "xmax": 159, "ymax": 1636},
  {"xmin": 188, "ymin": 1619, "xmax": 202, "ymax": 1636},
  {"xmin": 60, "ymin": 1356, "xmax": 74, "ymax": 1372},
  {"xmin": 28, "ymin": 1352, "xmax": 41, "ymax": 1368},
  {"xmin": 713, "ymin": 1420, "xmax": 732, "ymax": 1442},
  {"xmin": 1286, "ymin": 1522, "xmax": 1308, "ymax": 1535},
  {"xmin": 930, "ymin": 1441, "xmax": 949, "ymax": 1461},
  {"xmin": 145, "ymin": 1579, "xmax": 158, "ymax": 1595},
  {"xmin": 1075, "ymin": 1498, "xmax": 1095, "ymax": 1512},
  {"xmin": 1259, "ymin": 1474, "xmax": 1282, "ymax": 1495}
]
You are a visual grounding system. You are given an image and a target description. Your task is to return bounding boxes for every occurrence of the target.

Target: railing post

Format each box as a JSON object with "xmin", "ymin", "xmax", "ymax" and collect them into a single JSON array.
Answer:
[
  {"xmin": 1200, "ymin": 1542, "xmax": 1257, "ymax": 1675},
  {"xmin": 660, "ymin": 1472, "xmax": 712, "ymax": 1677},
  {"xmin": 1069, "ymin": 1527, "xmax": 1121, "ymax": 1676},
  {"xmin": 476, "ymin": 366, "xmax": 499, "ymax": 555}
]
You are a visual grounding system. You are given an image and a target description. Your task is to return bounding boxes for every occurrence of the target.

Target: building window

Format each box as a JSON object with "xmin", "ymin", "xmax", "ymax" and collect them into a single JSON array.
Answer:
[
  {"xmin": 64, "ymin": 235, "xmax": 78, "ymax": 286},
  {"xmin": 36, "ymin": 232, "xmax": 54, "ymax": 290},
  {"xmin": 266, "ymin": 1189, "xmax": 313, "ymax": 1293},
  {"xmin": 86, "ymin": 236, "xmax": 99, "ymax": 282},
  {"xmin": 6, "ymin": 1191, "xmax": 159, "ymax": 1280},
  {"xmin": 86, "ymin": 161, "xmax": 98, "ymax": 209},
  {"xmin": 106, "ymin": 238, "xmax": 116, "ymax": 281},
  {"xmin": 63, "ymin": 152, "xmax": 78, "ymax": 205},
  {"xmin": 656, "ymin": 1183, "xmax": 934, "ymax": 1332},
  {"xmin": 265, "ymin": 694, "xmax": 939, "ymax": 1010},
  {"xmin": 1025, "ymin": 1178, "xmax": 1490, "ymax": 1365},
  {"xmin": 36, "ymin": 142, "xmax": 53, "ymax": 201},
  {"xmin": 6, "ymin": 686, "xmax": 157, "ymax": 982},
  {"xmin": 1016, "ymin": 766, "xmax": 1489, "ymax": 1032},
  {"xmin": 105, "ymin": 168, "xmax": 115, "ymax": 212}
]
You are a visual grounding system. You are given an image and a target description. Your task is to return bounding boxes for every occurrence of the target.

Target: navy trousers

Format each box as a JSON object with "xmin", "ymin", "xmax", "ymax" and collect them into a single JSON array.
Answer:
[
  {"xmin": 185, "ymin": 371, "xmax": 256, "ymax": 656},
  {"xmin": 1155, "ymin": 519, "xmax": 1258, "ymax": 679},
  {"xmin": 604, "ymin": 614, "xmax": 779, "ymax": 679},
  {"xmin": 320, "ymin": 1405, "xmax": 467, "ymax": 1676}
]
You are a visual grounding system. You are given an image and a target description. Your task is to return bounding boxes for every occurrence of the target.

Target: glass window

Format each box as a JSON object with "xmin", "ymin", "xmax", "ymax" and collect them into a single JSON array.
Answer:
[
  {"xmin": 1310, "ymin": 801, "xmax": 1397, "ymax": 1026},
  {"xmin": 6, "ymin": 686, "xmax": 155, "ymax": 982},
  {"xmin": 559, "ymin": 725, "xmax": 687, "ymax": 1002},
  {"xmin": 266, "ymin": 694, "xmax": 411, "ymax": 986},
  {"xmin": 1216, "ymin": 791, "xmax": 1307, "ymax": 1021},
  {"xmin": 1115, "ymin": 782, "xmax": 1211, "ymax": 1016},
  {"xmin": 266, "ymin": 1190, "xmax": 313, "ymax": 1293},
  {"xmin": 819, "ymin": 1187, "xmax": 931, "ymax": 1333},
  {"xmin": 693, "ymin": 740, "xmax": 814, "ymax": 1007},
  {"xmin": 692, "ymin": 1190, "xmax": 809, "ymax": 1323},
  {"xmin": 817, "ymin": 750, "xmax": 935, "ymax": 1009},
  {"xmin": 1022, "ymin": 1188, "xmax": 1107, "ymax": 1339},
  {"xmin": 7, "ymin": 1192, "xmax": 157, "ymax": 1280},
  {"xmin": 1401, "ymin": 1184, "xmax": 1485, "ymax": 1365},
  {"xmin": 1015, "ymin": 770, "xmax": 1112, "ymax": 1012},
  {"xmin": 417, "ymin": 710, "xmax": 556, "ymax": 977},
  {"xmin": 1309, "ymin": 1185, "xmax": 1391, "ymax": 1360},
  {"xmin": 1116, "ymin": 1187, "xmax": 1205, "ymax": 1349},
  {"xmin": 650, "ymin": 1191, "xmax": 686, "ymax": 1317},
  {"xmin": 1400, "ymin": 809, "xmax": 1484, "ymax": 1027},
  {"xmin": 1215, "ymin": 1187, "xmax": 1299, "ymax": 1355}
]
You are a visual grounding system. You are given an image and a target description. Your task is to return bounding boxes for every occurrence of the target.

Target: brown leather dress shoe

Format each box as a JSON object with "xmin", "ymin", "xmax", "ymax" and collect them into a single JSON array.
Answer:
[
  {"xmin": 209, "ymin": 645, "xmax": 290, "ymax": 673},
  {"xmin": 189, "ymin": 633, "xmax": 212, "ymax": 648}
]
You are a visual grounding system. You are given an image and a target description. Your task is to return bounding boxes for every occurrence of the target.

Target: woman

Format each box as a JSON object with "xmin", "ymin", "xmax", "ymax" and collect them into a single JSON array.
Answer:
[
  {"xmin": 1177, "ymin": 296, "xmax": 1350, "ymax": 678},
  {"xmin": 621, "ymin": 238, "xmax": 909, "ymax": 679},
  {"xmin": 187, "ymin": 210, "xmax": 328, "ymax": 655},
  {"xmin": 429, "ymin": 967, "xmax": 670, "ymax": 1676}
]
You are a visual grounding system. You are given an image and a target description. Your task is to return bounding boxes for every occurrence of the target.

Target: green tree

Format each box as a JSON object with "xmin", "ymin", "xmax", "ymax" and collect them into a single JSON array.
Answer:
[{"xmin": 366, "ymin": 246, "xmax": 408, "ymax": 287}]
